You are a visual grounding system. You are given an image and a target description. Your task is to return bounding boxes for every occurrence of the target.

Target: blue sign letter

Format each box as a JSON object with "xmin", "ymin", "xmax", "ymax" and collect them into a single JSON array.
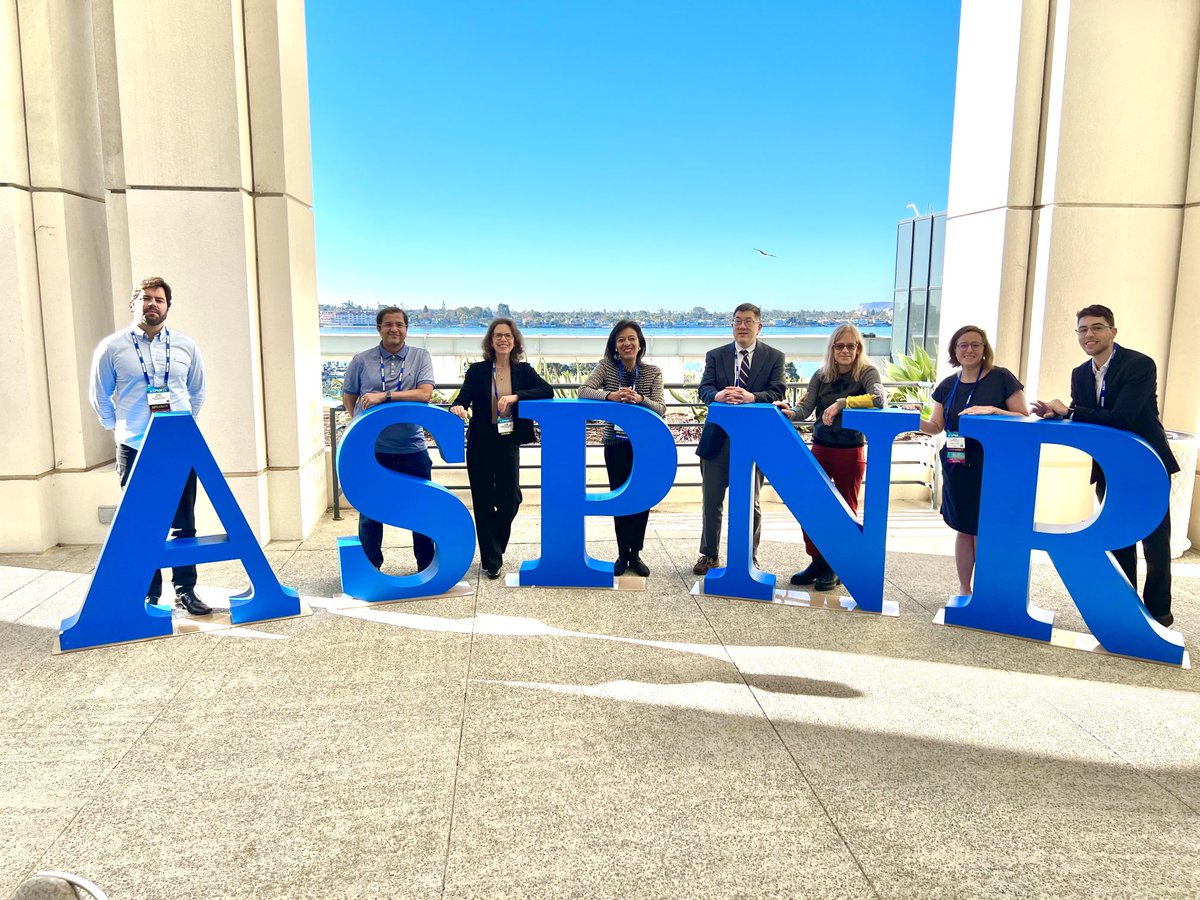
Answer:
[
  {"xmin": 951, "ymin": 416, "xmax": 1185, "ymax": 666},
  {"xmin": 518, "ymin": 399, "xmax": 678, "ymax": 587},
  {"xmin": 702, "ymin": 405, "xmax": 919, "ymax": 609},
  {"xmin": 60, "ymin": 412, "xmax": 300, "ymax": 651},
  {"xmin": 337, "ymin": 402, "xmax": 475, "ymax": 601}
]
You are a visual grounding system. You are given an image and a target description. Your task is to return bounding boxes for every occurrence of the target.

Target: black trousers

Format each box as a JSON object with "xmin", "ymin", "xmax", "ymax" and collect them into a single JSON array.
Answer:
[
  {"xmin": 466, "ymin": 425, "xmax": 522, "ymax": 572},
  {"xmin": 604, "ymin": 440, "xmax": 649, "ymax": 557},
  {"xmin": 116, "ymin": 443, "xmax": 197, "ymax": 599},
  {"xmin": 358, "ymin": 449, "xmax": 435, "ymax": 571},
  {"xmin": 1097, "ymin": 474, "xmax": 1172, "ymax": 618}
]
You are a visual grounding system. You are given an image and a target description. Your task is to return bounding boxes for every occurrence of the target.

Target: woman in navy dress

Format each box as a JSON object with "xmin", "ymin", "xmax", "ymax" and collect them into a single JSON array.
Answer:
[{"xmin": 922, "ymin": 325, "xmax": 1028, "ymax": 597}]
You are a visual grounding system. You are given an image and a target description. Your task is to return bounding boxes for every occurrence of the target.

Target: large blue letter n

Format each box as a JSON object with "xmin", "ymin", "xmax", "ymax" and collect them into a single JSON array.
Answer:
[
  {"xmin": 702, "ymin": 405, "xmax": 919, "ymax": 610},
  {"xmin": 59, "ymin": 412, "xmax": 300, "ymax": 651}
]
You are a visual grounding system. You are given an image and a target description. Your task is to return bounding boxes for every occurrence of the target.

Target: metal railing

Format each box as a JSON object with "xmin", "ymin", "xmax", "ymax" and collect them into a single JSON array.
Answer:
[{"xmin": 326, "ymin": 380, "xmax": 937, "ymax": 518}]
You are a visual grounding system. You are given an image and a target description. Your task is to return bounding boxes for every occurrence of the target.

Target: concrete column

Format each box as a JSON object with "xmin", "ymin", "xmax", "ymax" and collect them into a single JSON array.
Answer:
[
  {"xmin": 246, "ymin": 0, "xmax": 327, "ymax": 539},
  {"xmin": 942, "ymin": 0, "xmax": 1200, "ymax": 531},
  {"xmin": 0, "ymin": 1, "xmax": 56, "ymax": 551}
]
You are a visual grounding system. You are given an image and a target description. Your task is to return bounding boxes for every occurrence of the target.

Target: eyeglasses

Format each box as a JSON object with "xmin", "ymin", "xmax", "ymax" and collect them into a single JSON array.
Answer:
[
  {"xmin": 832, "ymin": 342, "xmax": 858, "ymax": 352},
  {"xmin": 493, "ymin": 333, "xmax": 514, "ymax": 341},
  {"xmin": 1075, "ymin": 324, "xmax": 1111, "ymax": 336},
  {"xmin": 732, "ymin": 318, "xmax": 759, "ymax": 327},
  {"xmin": 957, "ymin": 342, "xmax": 984, "ymax": 351}
]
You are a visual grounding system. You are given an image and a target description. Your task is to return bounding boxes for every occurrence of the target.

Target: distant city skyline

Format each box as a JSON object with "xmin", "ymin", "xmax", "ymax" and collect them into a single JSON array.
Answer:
[{"xmin": 307, "ymin": 2, "xmax": 961, "ymax": 312}]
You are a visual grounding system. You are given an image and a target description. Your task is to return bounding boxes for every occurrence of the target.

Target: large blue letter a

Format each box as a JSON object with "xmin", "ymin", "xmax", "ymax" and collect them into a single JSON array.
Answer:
[{"xmin": 59, "ymin": 412, "xmax": 300, "ymax": 651}]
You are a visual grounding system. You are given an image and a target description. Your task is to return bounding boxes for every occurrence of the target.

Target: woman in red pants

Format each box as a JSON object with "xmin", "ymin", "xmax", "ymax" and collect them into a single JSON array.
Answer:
[{"xmin": 775, "ymin": 324, "xmax": 885, "ymax": 591}]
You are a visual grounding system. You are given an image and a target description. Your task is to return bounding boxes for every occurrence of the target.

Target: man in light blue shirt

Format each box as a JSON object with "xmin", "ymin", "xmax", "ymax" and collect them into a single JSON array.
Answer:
[
  {"xmin": 89, "ymin": 276, "xmax": 211, "ymax": 615},
  {"xmin": 342, "ymin": 307, "xmax": 438, "ymax": 571}
]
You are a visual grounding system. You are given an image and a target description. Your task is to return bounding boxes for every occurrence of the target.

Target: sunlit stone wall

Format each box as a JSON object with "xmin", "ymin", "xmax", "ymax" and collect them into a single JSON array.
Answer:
[
  {"xmin": 941, "ymin": 0, "xmax": 1200, "ymax": 539},
  {"xmin": 0, "ymin": 0, "xmax": 325, "ymax": 551}
]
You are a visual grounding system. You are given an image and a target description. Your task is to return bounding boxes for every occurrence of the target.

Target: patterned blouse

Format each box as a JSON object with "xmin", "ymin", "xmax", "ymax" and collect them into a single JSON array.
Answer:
[{"xmin": 578, "ymin": 357, "xmax": 666, "ymax": 445}]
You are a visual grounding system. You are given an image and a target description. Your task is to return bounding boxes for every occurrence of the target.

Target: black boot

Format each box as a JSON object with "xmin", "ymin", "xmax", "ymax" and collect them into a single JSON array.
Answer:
[{"xmin": 790, "ymin": 556, "xmax": 826, "ymax": 586}]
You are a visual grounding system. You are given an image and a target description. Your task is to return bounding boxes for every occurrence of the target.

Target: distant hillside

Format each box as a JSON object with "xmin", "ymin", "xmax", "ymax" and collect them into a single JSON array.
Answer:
[{"xmin": 858, "ymin": 301, "xmax": 892, "ymax": 312}]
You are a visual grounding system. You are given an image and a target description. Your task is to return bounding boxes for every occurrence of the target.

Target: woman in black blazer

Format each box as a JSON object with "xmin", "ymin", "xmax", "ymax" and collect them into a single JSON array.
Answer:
[{"xmin": 450, "ymin": 317, "xmax": 553, "ymax": 578}]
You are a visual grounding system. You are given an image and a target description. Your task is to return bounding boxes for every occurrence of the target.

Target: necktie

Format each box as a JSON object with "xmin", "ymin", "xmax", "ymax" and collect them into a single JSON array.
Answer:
[{"xmin": 737, "ymin": 349, "xmax": 750, "ymax": 389}]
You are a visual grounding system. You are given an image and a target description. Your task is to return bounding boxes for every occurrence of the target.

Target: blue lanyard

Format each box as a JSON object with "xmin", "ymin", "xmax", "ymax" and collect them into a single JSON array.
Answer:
[
  {"xmin": 944, "ymin": 372, "xmax": 979, "ymax": 428},
  {"xmin": 618, "ymin": 359, "xmax": 638, "ymax": 390},
  {"xmin": 130, "ymin": 330, "xmax": 170, "ymax": 385},
  {"xmin": 380, "ymin": 351, "xmax": 405, "ymax": 392},
  {"xmin": 491, "ymin": 364, "xmax": 505, "ymax": 407},
  {"xmin": 1097, "ymin": 345, "xmax": 1115, "ymax": 407}
]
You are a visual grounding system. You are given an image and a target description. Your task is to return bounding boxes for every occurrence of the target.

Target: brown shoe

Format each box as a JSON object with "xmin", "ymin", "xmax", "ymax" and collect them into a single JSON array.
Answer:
[{"xmin": 693, "ymin": 555, "xmax": 718, "ymax": 576}]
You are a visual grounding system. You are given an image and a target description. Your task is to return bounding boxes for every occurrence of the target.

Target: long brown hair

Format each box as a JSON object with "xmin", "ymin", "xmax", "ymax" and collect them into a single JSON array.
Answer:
[{"xmin": 482, "ymin": 317, "xmax": 526, "ymax": 363}]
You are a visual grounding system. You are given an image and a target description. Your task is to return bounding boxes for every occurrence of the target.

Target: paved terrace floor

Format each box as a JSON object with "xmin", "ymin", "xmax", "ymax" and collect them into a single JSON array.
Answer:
[{"xmin": 2, "ymin": 503, "xmax": 1200, "ymax": 899}]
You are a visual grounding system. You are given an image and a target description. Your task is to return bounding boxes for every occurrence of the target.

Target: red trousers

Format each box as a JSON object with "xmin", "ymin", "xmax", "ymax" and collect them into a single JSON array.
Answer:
[{"xmin": 804, "ymin": 443, "xmax": 866, "ymax": 559}]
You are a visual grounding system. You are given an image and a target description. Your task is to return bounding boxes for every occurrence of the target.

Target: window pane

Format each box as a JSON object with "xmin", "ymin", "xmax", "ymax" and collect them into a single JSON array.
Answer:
[
  {"xmin": 912, "ymin": 217, "xmax": 933, "ymax": 289},
  {"xmin": 892, "ymin": 290, "xmax": 910, "ymax": 360},
  {"xmin": 925, "ymin": 287, "xmax": 942, "ymax": 357},
  {"xmin": 909, "ymin": 289, "xmax": 928, "ymax": 347},
  {"xmin": 895, "ymin": 222, "xmax": 914, "ymax": 289},
  {"xmin": 929, "ymin": 214, "xmax": 947, "ymax": 288}
]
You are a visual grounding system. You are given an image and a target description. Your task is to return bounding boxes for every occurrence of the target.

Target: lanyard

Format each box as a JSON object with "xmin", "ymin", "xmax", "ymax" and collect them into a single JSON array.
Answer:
[
  {"xmin": 618, "ymin": 359, "xmax": 638, "ymax": 390},
  {"xmin": 130, "ymin": 330, "xmax": 170, "ymax": 385},
  {"xmin": 491, "ymin": 364, "xmax": 504, "ymax": 405},
  {"xmin": 944, "ymin": 372, "xmax": 979, "ymax": 427},
  {"xmin": 1096, "ymin": 345, "xmax": 1115, "ymax": 407},
  {"xmin": 380, "ymin": 351, "xmax": 405, "ymax": 392}
]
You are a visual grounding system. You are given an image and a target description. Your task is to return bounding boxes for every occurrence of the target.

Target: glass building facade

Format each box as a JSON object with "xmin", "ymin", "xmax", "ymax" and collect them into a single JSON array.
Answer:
[{"xmin": 892, "ymin": 212, "xmax": 946, "ymax": 360}]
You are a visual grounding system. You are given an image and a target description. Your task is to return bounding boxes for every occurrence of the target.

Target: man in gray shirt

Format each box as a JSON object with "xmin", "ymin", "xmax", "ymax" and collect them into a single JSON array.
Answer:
[{"xmin": 342, "ymin": 307, "xmax": 437, "ymax": 571}]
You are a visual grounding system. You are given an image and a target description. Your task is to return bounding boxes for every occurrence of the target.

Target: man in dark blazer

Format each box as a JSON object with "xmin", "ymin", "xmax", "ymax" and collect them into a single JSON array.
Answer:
[
  {"xmin": 693, "ymin": 303, "xmax": 787, "ymax": 575},
  {"xmin": 1032, "ymin": 304, "xmax": 1179, "ymax": 627}
]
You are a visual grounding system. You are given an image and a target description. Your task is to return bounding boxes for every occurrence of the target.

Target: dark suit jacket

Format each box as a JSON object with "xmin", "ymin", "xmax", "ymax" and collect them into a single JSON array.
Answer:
[
  {"xmin": 696, "ymin": 341, "xmax": 787, "ymax": 459},
  {"xmin": 451, "ymin": 360, "xmax": 554, "ymax": 445},
  {"xmin": 1070, "ymin": 345, "xmax": 1178, "ymax": 481}
]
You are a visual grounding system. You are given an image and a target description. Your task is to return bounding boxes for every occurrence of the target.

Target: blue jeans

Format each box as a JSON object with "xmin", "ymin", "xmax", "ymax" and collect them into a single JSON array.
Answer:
[{"xmin": 358, "ymin": 449, "xmax": 436, "ymax": 571}]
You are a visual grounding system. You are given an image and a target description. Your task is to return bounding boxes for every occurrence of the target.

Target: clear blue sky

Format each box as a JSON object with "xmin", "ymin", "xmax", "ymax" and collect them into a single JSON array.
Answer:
[{"xmin": 307, "ymin": 1, "xmax": 961, "ymax": 313}]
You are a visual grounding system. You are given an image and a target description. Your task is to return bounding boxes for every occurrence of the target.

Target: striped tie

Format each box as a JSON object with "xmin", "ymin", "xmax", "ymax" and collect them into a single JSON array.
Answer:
[{"xmin": 736, "ymin": 349, "xmax": 750, "ymax": 389}]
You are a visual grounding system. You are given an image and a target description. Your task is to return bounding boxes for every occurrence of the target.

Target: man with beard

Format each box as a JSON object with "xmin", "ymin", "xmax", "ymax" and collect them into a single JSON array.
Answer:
[{"xmin": 89, "ymin": 276, "xmax": 211, "ymax": 615}]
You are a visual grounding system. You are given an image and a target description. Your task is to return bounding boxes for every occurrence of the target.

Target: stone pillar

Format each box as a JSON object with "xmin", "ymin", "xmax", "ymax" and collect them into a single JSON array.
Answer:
[
  {"xmin": 0, "ymin": 0, "xmax": 325, "ymax": 550},
  {"xmin": 109, "ymin": 0, "xmax": 326, "ymax": 542},
  {"xmin": 0, "ymin": 0, "xmax": 57, "ymax": 551},
  {"xmin": 246, "ymin": 0, "xmax": 327, "ymax": 539},
  {"xmin": 942, "ymin": 0, "xmax": 1200, "ymax": 533}
]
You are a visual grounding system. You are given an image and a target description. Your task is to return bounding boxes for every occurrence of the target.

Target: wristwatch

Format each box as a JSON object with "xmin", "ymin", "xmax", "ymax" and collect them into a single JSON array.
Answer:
[{"xmin": 385, "ymin": 389, "xmax": 392, "ymax": 402}]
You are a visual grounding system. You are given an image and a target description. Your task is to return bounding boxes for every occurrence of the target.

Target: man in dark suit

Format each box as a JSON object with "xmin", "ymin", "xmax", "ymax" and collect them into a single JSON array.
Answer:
[
  {"xmin": 693, "ymin": 303, "xmax": 787, "ymax": 575},
  {"xmin": 1031, "ymin": 304, "xmax": 1179, "ymax": 627}
]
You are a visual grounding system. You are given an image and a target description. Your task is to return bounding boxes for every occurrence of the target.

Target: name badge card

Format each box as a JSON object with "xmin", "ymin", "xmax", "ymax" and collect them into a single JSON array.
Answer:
[
  {"xmin": 945, "ymin": 432, "xmax": 966, "ymax": 465},
  {"xmin": 146, "ymin": 385, "xmax": 171, "ymax": 414},
  {"xmin": 497, "ymin": 416, "xmax": 514, "ymax": 436}
]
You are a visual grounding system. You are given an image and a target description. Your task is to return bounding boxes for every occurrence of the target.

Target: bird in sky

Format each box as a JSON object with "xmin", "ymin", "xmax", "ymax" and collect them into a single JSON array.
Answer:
[{"xmin": 753, "ymin": 248, "xmax": 777, "ymax": 258}]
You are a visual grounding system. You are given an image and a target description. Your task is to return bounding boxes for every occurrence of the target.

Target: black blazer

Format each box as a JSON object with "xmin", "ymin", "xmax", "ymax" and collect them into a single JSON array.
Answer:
[
  {"xmin": 1070, "ymin": 345, "xmax": 1178, "ymax": 481},
  {"xmin": 451, "ymin": 360, "xmax": 554, "ymax": 445},
  {"xmin": 696, "ymin": 341, "xmax": 787, "ymax": 459}
]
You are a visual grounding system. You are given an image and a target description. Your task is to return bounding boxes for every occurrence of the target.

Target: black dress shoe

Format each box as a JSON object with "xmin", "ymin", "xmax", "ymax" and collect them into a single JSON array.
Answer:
[
  {"xmin": 627, "ymin": 554, "xmax": 650, "ymax": 578},
  {"xmin": 813, "ymin": 572, "xmax": 841, "ymax": 592},
  {"xmin": 1156, "ymin": 612, "xmax": 1175, "ymax": 628},
  {"xmin": 613, "ymin": 557, "xmax": 628, "ymax": 576},
  {"xmin": 146, "ymin": 596, "xmax": 165, "ymax": 606},
  {"xmin": 174, "ymin": 589, "xmax": 213, "ymax": 616},
  {"xmin": 484, "ymin": 568, "xmax": 500, "ymax": 580}
]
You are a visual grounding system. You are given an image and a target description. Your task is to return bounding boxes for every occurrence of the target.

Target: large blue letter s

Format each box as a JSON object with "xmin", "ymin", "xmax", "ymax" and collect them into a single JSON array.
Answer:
[{"xmin": 336, "ymin": 402, "xmax": 475, "ymax": 601}]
